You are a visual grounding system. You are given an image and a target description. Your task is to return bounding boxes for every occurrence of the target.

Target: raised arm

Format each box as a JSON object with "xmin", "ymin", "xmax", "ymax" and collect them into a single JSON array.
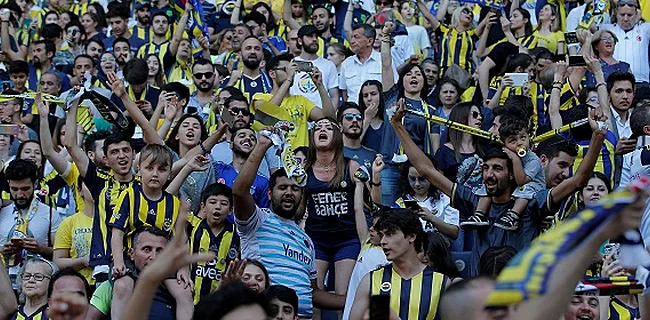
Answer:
[
  {"xmin": 230, "ymin": 0, "xmax": 244, "ymax": 26},
  {"xmin": 107, "ymin": 72, "xmax": 164, "ymax": 145},
  {"xmin": 0, "ymin": 12, "xmax": 26, "ymax": 61},
  {"xmin": 149, "ymin": 91, "xmax": 171, "ymax": 129},
  {"xmin": 475, "ymin": 13, "xmax": 496, "ymax": 58},
  {"xmin": 267, "ymin": 62, "xmax": 297, "ymax": 106},
  {"xmin": 169, "ymin": 3, "xmax": 192, "ymax": 57},
  {"xmin": 344, "ymin": 1, "xmax": 354, "ymax": 42},
  {"xmin": 166, "ymin": 154, "xmax": 208, "ymax": 195},
  {"xmin": 233, "ymin": 130, "xmax": 274, "ymax": 221},
  {"xmin": 390, "ymin": 103, "xmax": 455, "ymax": 197},
  {"xmin": 307, "ymin": 67, "xmax": 336, "ymax": 120},
  {"xmin": 584, "ymin": 55, "xmax": 612, "ymax": 129},
  {"xmin": 37, "ymin": 94, "xmax": 69, "ymax": 174},
  {"xmin": 353, "ymin": 169, "xmax": 368, "ymax": 241},
  {"xmin": 63, "ymin": 97, "xmax": 90, "ymax": 177},
  {"xmin": 550, "ymin": 109, "xmax": 606, "ymax": 205},
  {"xmin": 380, "ymin": 23, "xmax": 395, "ymax": 93},
  {"xmin": 370, "ymin": 154, "xmax": 384, "ymax": 204},
  {"xmin": 416, "ymin": 0, "xmax": 440, "ymax": 30},
  {"xmin": 282, "ymin": 0, "xmax": 301, "ymax": 30},
  {"xmin": 549, "ymin": 61, "xmax": 568, "ymax": 129}
]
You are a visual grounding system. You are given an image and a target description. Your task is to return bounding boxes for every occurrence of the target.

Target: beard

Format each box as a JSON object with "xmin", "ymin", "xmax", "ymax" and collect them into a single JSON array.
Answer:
[
  {"xmin": 196, "ymin": 80, "xmax": 214, "ymax": 92},
  {"xmin": 303, "ymin": 43, "xmax": 318, "ymax": 54},
  {"xmin": 12, "ymin": 195, "xmax": 33, "ymax": 210},
  {"xmin": 242, "ymin": 56, "xmax": 262, "ymax": 69},
  {"xmin": 138, "ymin": 16, "xmax": 149, "ymax": 25},
  {"xmin": 271, "ymin": 201, "xmax": 298, "ymax": 219},
  {"xmin": 344, "ymin": 128, "xmax": 362, "ymax": 140}
]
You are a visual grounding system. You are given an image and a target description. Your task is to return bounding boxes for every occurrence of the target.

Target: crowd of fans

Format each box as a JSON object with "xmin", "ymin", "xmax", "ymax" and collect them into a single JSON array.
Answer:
[{"xmin": 1, "ymin": 0, "xmax": 650, "ymax": 318}]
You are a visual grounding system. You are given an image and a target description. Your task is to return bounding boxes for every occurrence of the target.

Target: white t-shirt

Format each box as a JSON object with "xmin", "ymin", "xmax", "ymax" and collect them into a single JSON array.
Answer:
[
  {"xmin": 290, "ymin": 56, "xmax": 339, "ymax": 108},
  {"xmin": 600, "ymin": 23, "xmax": 650, "ymax": 83},
  {"xmin": 341, "ymin": 244, "xmax": 388, "ymax": 320},
  {"xmin": 406, "ymin": 25, "xmax": 431, "ymax": 55}
]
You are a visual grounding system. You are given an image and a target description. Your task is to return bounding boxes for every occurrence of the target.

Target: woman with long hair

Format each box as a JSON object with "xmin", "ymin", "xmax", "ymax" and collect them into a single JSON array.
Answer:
[
  {"xmin": 393, "ymin": 160, "xmax": 460, "ymax": 241},
  {"xmin": 96, "ymin": 52, "xmax": 116, "ymax": 87},
  {"xmin": 422, "ymin": 232, "xmax": 461, "ymax": 278},
  {"xmin": 433, "ymin": 102, "xmax": 484, "ymax": 181},
  {"xmin": 534, "ymin": 3, "xmax": 565, "ymax": 55},
  {"xmin": 476, "ymin": 8, "xmax": 537, "ymax": 58},
  {"xmin": 379, "ymin": 22, "xmax": 437, "ymax": 206},
  {"xmin": 87, "ymin": 3, "xmax": 107, "ymax": 30},
  {"xmin": 213, "ymin": 28, "xmax": 234, "ymax": 65},
  {"xmin": 63, "ymin": 21, "xmax": 84, "ymax": 57},
  {"xmin": 146, "ymin": 53, "xmax": 165, "ymax": 88},
  {"xmin": 80, "ymin": 12, "xmax": 103, "ymax": 43},
  {"xmin": 327, "ymin": 42, "xmax": 352, "ymax": 76},
  {"xmin": 304, "ymin": 117, "xmax": 361, "ymax": 305},
  {"xmin": 430, "ymin": 78, "xmax": 461, "ymax": 152},
  {"xmin": 584, "ymin": 30, "xmax": 630, "ymax": 87},
  {"xmin": 487, "ymin": 53, "xmax": 536, "ymax": 109},
  {"xmin": 358, "ymin": 80, "xmax": 385, "ymax": 153}
]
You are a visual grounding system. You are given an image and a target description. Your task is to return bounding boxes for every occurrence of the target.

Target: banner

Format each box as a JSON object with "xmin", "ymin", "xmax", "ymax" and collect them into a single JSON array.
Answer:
[{"xmin": 172, "ymin": 0, "xmax": 210, "ymax": 48}]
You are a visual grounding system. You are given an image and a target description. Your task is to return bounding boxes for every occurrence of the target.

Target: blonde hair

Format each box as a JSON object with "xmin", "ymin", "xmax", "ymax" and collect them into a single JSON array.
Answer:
[
  {"xmin": 451, "ymin": 5, "xmax": 476, "ymax": 29},
  {"xmin": 139, "ymin": 144, "xmax": 173, "ymax": 168},
  {"xmin": 537, "ymin": 3, "xmax": 561, "ymax": 32}
]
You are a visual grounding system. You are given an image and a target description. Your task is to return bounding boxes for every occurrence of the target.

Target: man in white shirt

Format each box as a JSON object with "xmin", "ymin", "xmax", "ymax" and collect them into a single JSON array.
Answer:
[
  {"xmin": 290, "ymin": 25, "xmax": 339, "ymax": 108},
  {"xmin": 599, "ymin": 0, "xmax": 650, "ymax": 83},
  {"xmin": 340, "ymin": 23, "xmax": 397, "ymax": 104}
]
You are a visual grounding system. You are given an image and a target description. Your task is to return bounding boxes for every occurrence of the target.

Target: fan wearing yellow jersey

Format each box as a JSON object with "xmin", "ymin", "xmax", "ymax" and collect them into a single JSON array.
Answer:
[{"xmin": 350, "ymin": 209, "xmax": 449, "ymax": 320}]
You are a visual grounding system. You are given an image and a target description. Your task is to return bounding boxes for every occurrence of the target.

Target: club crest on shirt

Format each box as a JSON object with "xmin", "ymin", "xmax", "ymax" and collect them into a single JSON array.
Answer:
[
  {"xmin": 380, "ymin": 281, "xmax": 392, "ymax": 292},
  {"xmin": 163, "ymin": 218, "xmax": 172, "ymax": 232},
  {"xmin": 297, "ymin": 73, "xmax": 316, "ymax": 93}
]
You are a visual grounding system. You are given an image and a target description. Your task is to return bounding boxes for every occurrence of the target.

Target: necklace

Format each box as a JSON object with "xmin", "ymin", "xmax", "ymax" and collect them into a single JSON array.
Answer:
[{"xmin": 316, "ymin": 160, "xmax": 334, "ymax": 172}]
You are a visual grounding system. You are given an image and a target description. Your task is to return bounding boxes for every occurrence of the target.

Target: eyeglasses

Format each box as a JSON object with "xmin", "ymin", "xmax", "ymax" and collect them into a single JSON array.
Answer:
[
  {"xmin": 343, "ymin": 113, "xmax": 363, "ymax": 121},
  {"xmin": 408, "ymin": 176, "xmax": 428, "ymax": 183},
  {"xmin": 472, "ymin": 111, "xmax": 483, "ymax": 119},
  {"xmin": 229, "ymin": 107, "xmax": 250, "ymax": 116},
  {"xmin": 22, "ymin": 273, "xmax": 50, "ymax": 281},
  {"xmin": 588, "ymin": 96, "xmax": 599, "ymax": 102},
  {"xmin": 194, "ymin": 72, "xmax": 214, "ymax": 79},
  {"xmin": 462, "ymin": 8, "xmax": 473, "ymax": 16},
  {"xmin": 599, "ymin": 36, "xmax": 615, "ymax": 43}
]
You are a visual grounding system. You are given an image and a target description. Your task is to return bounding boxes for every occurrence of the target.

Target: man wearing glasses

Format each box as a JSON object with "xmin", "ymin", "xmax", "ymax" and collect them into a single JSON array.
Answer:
[
  {"xmin": 338, "ymin": 102, "xmax": 376, "ymax": 169},
  {"xmin": 188, "ymin": 58, "xmax": 217, "ymax": 121},
  {"xmin": 600, "ymin": 0, "xmax": 650, "ymax": 84}
]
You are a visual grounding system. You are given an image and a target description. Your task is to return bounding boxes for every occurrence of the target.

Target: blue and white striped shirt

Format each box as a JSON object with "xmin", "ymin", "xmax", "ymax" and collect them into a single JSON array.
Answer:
[{"xmin": 236, "ymin": 207, "xmax": 317, "ymax": 319}]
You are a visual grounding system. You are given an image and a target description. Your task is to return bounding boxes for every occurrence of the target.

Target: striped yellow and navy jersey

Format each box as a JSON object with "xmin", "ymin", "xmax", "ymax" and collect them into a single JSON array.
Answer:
[
  {"xmin": 130, "ymin": 25, "xmax": 151, "ymax": 44},
  {"xmin": 317, "ymin": 35, "xmax": 349, "ymax": 58},
  {"xmin": 268, "ymin": 20, "xmax": 289, "ymax": 40},
  {"xmin": 11, "ymin": 304, "xmax": 48, "ymax": 320},
  {"xmin": 369, "ymin": 264, "xmax": 445, "ymax": 320},
  {"xmin": 487, "ymin": 34, "xmax": 538, "ymax": 52},
  {"xmin": 188, "ymin": 216, "xmax": 240, "ymax": 304},
  {"xmin": 572, "ymin": 131, "xmax": 618, "ymax": 187},
  {"xmin": 224, "ymin": 72, "xmax": 273, "ymax": 102},
  {"xmin": 438, "ymin": 25, "xmax": 477, "ymax": 75},
  {"xmin": 487, "ymin": 78, "xmax": 549, "ymax": 134},
  {"xmin": 608, "ymin": 297, "xmax": 640, "ymax": 320},
  {"xmin": 555, "ymin": 192, "xmax": 580, "ymax": 223},
  {"xmin": 108, "ymin": 184, "xmax": 181, "ymax": 250},
  {"xmin": 544, "ymin": 80, "xmax": 581, "ymax": 117},
  {"xmin": 83, "ymin": 161, "xmax": 139, "ymax": 267},
  {"xmin": 137, "ymin": 41, "xmax": 170, "ymax": 61}
]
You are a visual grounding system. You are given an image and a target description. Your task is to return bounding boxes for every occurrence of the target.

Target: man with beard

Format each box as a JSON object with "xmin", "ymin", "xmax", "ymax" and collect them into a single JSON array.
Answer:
[
  {"xmin": 310, "ymin": 5, "xmax": 346, "ymax": 57},
  {"xmin": 130, "ymin": 1, "xmax": 152, "ymax": 44},
  {"xmin": 26, "ymin": 40, "xmax": 71, "ymax": 92},
  {"xmin": 104, "ymin": 6, "xmax": 146, "ymax": 54},
  {"xmin": 290, "ymin": 25, "xmax": 339, "ymax": 108},
  {"xmin": 0, "ymin": 159, "xmax": 62, "ymax": 288},
  {"xmin": 137, "ymin": 11, "xmax": 171, "ymax": 61},
  {"xmin": 223, "ymin": 24, "xmax": 252, "ymax": 71},
  {"xmin": 338, "ymin": 102, "xmax": 376, "ymax": 168},
  {"xmin": 233, "ymin": 131, "xmax": 346, "ymax": 320},
  {"xmin": 211, "ymin": 127, "xmax": 270, "ymax": 208},
  {"xmin": 224, "ymin": 36, "xmax": 272, "ymax": 101},
  {"xmin": 209, "ymin": 94, "xmax": 280, "ymax": 178},
  {"xmin": 243, "ymin": 12, "xmax": 286, "ymax": 56},
  {"xmin": 113, "ymin": 37, "xmax": 133, "ymax": 69},
  {"xmin": 188, "ymin": 58, "xmax": 217, "ymax": 120},
  {"xmin": 390, "ymin": 104, "xmax": 607, "ymax": 276},
  {"xmin": 66, "ymin": 90, "xmax": 138, "ymax": 285}
]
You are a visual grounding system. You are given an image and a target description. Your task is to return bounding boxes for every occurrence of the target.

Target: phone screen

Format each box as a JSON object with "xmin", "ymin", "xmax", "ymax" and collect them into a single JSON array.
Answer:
[
  {"xmin": 403, "ymin": 200, "xmax": 420, "ymax": 210},
  {"xmin": 370, "ymin": 295, "xmax": 390, "ymax": 320},
  {"xmin": 565, "ymin": 32, "xmax": 579, "ymax": 44},
  {"xmin": 220, "ymin": 107, "xmax": 235, "ymax": 128},
  {"xmin": 568, "ymin": 55, "xmax": 587, "ymax": 67},
  {"xmin": 0, "ymin": 124, "xmax": 19, "ymax": 135}
]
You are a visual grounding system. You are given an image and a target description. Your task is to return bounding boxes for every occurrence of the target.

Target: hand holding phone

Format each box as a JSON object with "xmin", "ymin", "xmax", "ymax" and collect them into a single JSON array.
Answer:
[
  {"xmin": 220, "ymin": 106, "xmax": 235, "ymax": 128},
  {"xmin": 0, "ymin": 124, "xmax": 19, "ymax": 136}
]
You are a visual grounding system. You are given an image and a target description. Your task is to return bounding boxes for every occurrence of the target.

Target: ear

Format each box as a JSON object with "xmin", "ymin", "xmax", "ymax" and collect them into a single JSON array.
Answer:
[
  {"xmin": 644, "ymin": 125, "xmax": 650, "ymax": 136},
  {"xmin": 267, "ymin": 189, "xmax": 272, "ymax": 200},
  {"xmin": 539, "ymin": 154, "xmax": 548, "ymax": 169},
  {"xmin": 406, "ymin": 233, "xmax": 417, "ymax": 243},
  {"xmin": 297, "ymin": 38, "xmax": 304, "ymax": 46}
]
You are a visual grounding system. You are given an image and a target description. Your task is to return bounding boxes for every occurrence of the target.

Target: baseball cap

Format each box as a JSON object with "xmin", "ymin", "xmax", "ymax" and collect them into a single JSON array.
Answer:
[
  {"xmin": 134, "ymin": 1, "xmax": 151, "ymax": 11},
  {"xmin": 298, "ymin": 25, "xmax": 319, "ymax": 38}
]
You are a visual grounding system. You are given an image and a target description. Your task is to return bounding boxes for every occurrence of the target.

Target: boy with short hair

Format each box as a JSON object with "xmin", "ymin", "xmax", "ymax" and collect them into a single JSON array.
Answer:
[
  {"xmin": 108, "ymin": 143, "xmax": 193, "ymax": 320},
  {"xmin": 265, "ymin": 285, "xmax": 299, "ymax": 320},
  {"xmin": 463, "ymin": 118, "xmax": 545, "ymax": 230},
  {"xmin": 187, "ymin": 182, "xmax": 241, "ymax": 304}
]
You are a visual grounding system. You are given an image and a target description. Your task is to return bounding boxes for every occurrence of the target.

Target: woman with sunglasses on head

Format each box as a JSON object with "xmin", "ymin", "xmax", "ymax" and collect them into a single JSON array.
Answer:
[
  {"xmin": 11, "ymin": 258, "xmax": 57, "ymax": 320},
  {"xmin": 303, "ymin": 117, "xmax": 363, "ymax": 313},
  {"xmin": 213, "ymin": 29, "xmax": 235, "ymax": 65},
  {"xmin": 416, "ymin": 0, "xmax": 491, "ymax": 75},
  {"xmin": 393, "ymin": 160, "xmax": 460, "ymax": 241},
  {"xmin": 534, "ymin": 3, "xmax": 565, "ymax": 55},
  {"xmin": 433, "ymin": 102, "xmax": 484, "ymax": 182}
]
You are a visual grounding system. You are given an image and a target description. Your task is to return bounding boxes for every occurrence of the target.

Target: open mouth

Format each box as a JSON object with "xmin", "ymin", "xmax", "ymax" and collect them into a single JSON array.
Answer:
[
  {"xmin": 186, "ymin": 131, "xmax": 195, "ymax": 139},
  {"xmin": 318, "ymin": 133, "xmax": 328, "ymax": 141},
  {"xmin": 577, "ymin": 314, "xmax": 594, "ymax": 320},
  {"xmin": 118, "ymin": 160, "xmax": 128, "ymax": 166},
  {"xmin": 409, "ymin": 79, "xmax": 419, "ymax": 86}
]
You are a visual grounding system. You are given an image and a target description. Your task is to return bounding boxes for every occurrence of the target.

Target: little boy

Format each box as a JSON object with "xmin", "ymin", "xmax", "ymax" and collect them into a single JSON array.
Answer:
[
  {"xmin": 462, "ymin": 118, "xmax": 546, "ymax": 230},
  {"xmin": 108, "ymin": 144, "xmax": 193, "ymax": 320}
]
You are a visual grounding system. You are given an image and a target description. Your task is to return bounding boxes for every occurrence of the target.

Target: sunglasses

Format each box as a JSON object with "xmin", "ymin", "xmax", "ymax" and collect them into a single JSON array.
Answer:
[
  {"xmin": 344, "ymin": 113, "xmax": 363, "ymax": 121},
  {"xmin": 194, "ymin": 72, "xmax": 214, "ymax": 79},
  {"xmin": 618, "ymin": 1, "xmax": 638, "ymax": 7},
  {"xmin": 599, "ymin": 36, "xmax": 615, "ymax": 42},
  {"xmin": 472, "ymin": 111, "xmax": 483, "ymax": 119},
  {"xmin": 462, "ymin": 8, "xmax": 473, "ymax": 15},
  {"xmin": 408, "ymin": 176, "xmax": 428, "ymax": 183},
  {"xmin": 229, "ymin": 107, "xmax": 250, "ymax": 116}
]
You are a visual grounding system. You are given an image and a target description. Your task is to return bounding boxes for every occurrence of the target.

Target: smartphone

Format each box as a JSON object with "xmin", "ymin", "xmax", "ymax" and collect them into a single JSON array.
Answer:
[
  {"xmin": 504, "ymin": 73, "xmax": 528, "ymax": 87},
  {"xmin": 1, "ymin": 80, "xmax": 13, "ymax": 91},
  {"xmin": 604, "ymin": 243, "xmax": 620, "ymax": 262},
  {"xmin": 565, "ymin": 32, "xmax": 579, "ymax": 45},
  {"xmin": 369, "ymin": 295, "xmax": 390, "ymax": 320},
  {"xmin": 568, "ymin": 55, "xmax": 587, "ymax": 67},
  {"xmin": 220, "ymin": 106, "xmax": 235, "ymax": 128},
  {"xmin": 295, "ymin": 61, "xmax": 314, "ymax": 73},
  {"xmin": 0, "ymin": 124, "xmax": 19, "ymax": 135},
  {"xmin": 403, "ymin": 199, "xmax": 420, "ymax": 211}
]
